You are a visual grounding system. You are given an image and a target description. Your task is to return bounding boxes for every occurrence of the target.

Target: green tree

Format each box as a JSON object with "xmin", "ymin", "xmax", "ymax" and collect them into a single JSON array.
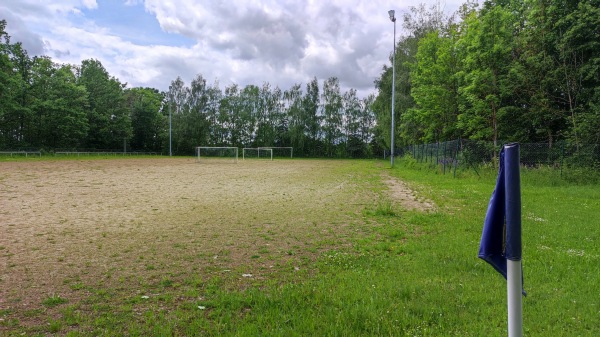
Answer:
[
  {"xmin": 372, "ymin": 34, "xmax": 416, "ymax": 150},
  {"xmin": 0, "ymin": 20, "xmax": 22, "ymax": 148},
  {"xmin": 256, "ymin": 82, "xmax": 282, "ymax": 147},
  {"xmin": 220, "ymin": 83, "xmax": 244, "ymax": 147},
  {"xmin": 272, "ymin": 86, "xmax": 289, "ymax": 148},
  {"xmin": 342, "ymin": 88, "xmax": 365, "ymax": 157},
  {"xmin": 284, "ymin": 83, "xmax": 305, "ymax": 155},
  {"xmin": 571, "ymin": 1, "xmax": 600, "ymax": 144},
  {"xmin": 407, "ymin": 26, "xmax": 461, "ymax": 143},
  {"xmin": 29, "ymin": 57, "xmax": 88, "ymax": 149},
  {"xmin": 502, "ymin": 0, "xmax": 600, "ymax": 146},
  {"xmin": 0, "ymin": 34, "xmax": 32, "ymax": 148},
  {"xmin": 167, "ymin": 76, "xmax": 188, "ymax": 154},
  {"xmin": 322, "ymin": 77, "xmax": 343, "ymax": 157},
  {"xmin": 177, "ymin": 74, "xmax": 212, "ymax": 152},
  {"xmin": 358, "ymin": 94, "xmax": 376, "ymax": 156},
  {"xmin": 373, "ymin": 3, "xmax": 449, "ymax": 149},
  {"xmin": 204, "ymin": 81, "xmax": 224, "ymax": 145},
  {"xmin": 1, "ymin": 21, "xmax": 89, "ymax": 150},
  {"xmin": 456, "ymin": 4, "xmax": 516, "ymax": 148},
  {"xmin": 302, "ymin": 77, "xmax": 321, "ymax": 156},
  {"xmin": 77, "ymin": 59, "xmax": 131, "ymax": 150},
  {"xmin": 239, "ymin": 84, "xmax": 259, "ymax": 146},
  {"xmin": 49, "ymin": 65, "xmax": 89, "ymax": 148},
  {"xmin": 551, "ymin": 0, "xmax": 600, "ymax": 145},
  {"xmin": 125, "ymin": 87, "xmax": 165, "ymax": 152}
]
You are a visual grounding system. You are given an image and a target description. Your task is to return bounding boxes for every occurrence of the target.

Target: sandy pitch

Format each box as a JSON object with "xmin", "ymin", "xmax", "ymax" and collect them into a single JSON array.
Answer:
[{"xmin": 0, "ymin": 157, "xmax": 430, "ymax": 325}]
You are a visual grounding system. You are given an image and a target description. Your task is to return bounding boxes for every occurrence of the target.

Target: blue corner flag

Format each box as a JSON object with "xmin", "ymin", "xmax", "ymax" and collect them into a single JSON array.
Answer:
[{"xmin": 479, "ymin": 144, "xmax": 525, "ymax": 295}]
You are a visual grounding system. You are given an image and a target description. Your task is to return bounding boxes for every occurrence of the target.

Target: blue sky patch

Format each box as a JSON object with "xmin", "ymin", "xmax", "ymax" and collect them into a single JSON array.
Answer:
[{"xmin": 75, "ymin": 1, "xmax": 195, "ymax": 47}]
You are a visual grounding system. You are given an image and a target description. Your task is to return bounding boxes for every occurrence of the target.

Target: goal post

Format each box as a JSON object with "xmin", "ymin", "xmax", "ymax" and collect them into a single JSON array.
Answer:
[
  {"xmin": 257, "ymin": 147, "xmax": 293, "ymax": 158},
  {"xmin": 242, "ymin": 148, "xmax": 273, "ymax": 161},
  {"xmin": 195, "ymin": 147, "xmax": 238, "ymax": 163}
]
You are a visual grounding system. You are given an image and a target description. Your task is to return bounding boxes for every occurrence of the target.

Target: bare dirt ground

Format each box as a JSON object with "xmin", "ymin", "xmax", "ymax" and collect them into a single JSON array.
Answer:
[
  {"xmin": 0, "ymin": 158, "xmax": 372, "ymax": 325},
  {"xmin": 381, "ymin": 172, "xmax": 435, "ymax": 212},
  {"xmin": 0, "ymin": 157, "xmax": 431, "ymax": 329}
]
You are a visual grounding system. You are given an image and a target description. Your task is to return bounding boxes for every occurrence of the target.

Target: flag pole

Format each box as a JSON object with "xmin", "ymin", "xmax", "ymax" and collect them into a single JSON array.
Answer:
[
  {"xmin": 507, "ymin": 260, "xmax": 523, "ymax": 336},
  {"xmin": 504, "ymin": 143, "xmax": 523, "ymax": 337}
]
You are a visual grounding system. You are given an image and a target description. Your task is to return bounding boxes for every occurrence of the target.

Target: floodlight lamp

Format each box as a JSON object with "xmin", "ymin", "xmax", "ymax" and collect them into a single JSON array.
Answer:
[{"xmin": 388, "ymin": 10, "xmax": 396, "ymax": 22}]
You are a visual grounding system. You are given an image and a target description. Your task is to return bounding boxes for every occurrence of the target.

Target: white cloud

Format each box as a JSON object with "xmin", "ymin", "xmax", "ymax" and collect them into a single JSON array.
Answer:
[
  {"xmin": 2, "ymin": 0, "xmax": 467, "ymax": 98},
  {"xmin": 81, "ymin": 0, "xmax": 98, "ymax": 10}
]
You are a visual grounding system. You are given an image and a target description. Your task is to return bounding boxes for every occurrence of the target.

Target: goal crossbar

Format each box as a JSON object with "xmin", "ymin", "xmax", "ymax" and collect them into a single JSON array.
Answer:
[{"xmin": 242, "ymin": 147, "xmax": 273, "ymax": 161}]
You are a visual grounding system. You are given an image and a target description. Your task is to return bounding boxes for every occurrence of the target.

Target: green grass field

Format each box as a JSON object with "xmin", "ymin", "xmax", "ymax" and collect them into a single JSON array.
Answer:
[{"xmin": 0, "ymin": 157, "xmax": 598, "ymax": 336}]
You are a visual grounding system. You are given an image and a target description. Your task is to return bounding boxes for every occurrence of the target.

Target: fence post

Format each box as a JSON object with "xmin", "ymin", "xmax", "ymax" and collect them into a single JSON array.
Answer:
[
  {"xmin": 428, "ymin": 143, "xmax": 431, "ymax": 164},
  {"xmin": 454, "ymin": 138, "xmax": 460, "ymax": 178},
  {"xmin": 443, "ymin": 141, "xmax": 447, "ymax": 174},
  {"xmin": 436, "ymin": 142, "xmax": 439, "ymax": 169},
  {"xmin": 560, "ymin": 142, "xmax": 564, "ymax": 178}
]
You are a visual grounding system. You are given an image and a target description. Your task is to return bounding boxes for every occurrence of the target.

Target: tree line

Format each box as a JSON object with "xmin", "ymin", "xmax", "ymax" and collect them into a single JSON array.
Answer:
[
  {"xmin": 0, "ymin": 19, "xmax": 376, "ymax": 157},
  {"xmin": 165, "ymin": 76, "xmax": 376, "ymax": 157},
  {"xmin": 3, "ymin": 0, "xmax": 598, "ymax": 158},
  {"xmin": 373, "ymin": 0, "xmax": 600, "ymax": 151}
]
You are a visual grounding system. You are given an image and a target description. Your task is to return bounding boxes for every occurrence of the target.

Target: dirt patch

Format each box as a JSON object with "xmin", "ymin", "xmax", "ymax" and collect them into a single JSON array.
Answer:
[
  {"xmin": 0, "ymin": 157, "xmax": 375, "ymax": 328},
  {"xmin": 381, "ymin": 173, "xmax": 435, "ymax": 211}
]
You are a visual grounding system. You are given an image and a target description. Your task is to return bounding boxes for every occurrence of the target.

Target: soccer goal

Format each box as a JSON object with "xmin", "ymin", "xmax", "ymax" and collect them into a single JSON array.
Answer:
[
  {"xmin": 195, "ymin": 147, "xmax": 238, "ymax": 163},
  {"xmin": 242, "ymin": 148, "xmax": 273, "ymax": 160},
  {"xmin": 258, "ymin": 147, "xmax": 293, "ymax": 158}
]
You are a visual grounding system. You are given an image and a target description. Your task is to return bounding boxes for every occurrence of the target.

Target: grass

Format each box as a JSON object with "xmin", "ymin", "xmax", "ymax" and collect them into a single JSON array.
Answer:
[
  {"xmin": 1, "ymin": 158, "xmax": 598, "ymax": 336},
  {"xmin": 41, "ymin": 295, "xmax": 68, "ymax": 308}
]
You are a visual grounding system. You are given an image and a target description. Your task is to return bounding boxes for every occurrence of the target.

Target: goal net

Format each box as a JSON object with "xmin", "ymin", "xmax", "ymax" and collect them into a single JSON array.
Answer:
[
  {"xmin": 242, "ymin": 148, "xmax": 273, "ymax": 160},
  {"xmin": 195, "ymin": 147, "xmax": 238, "ymax": 163},
  {"xmin": 258, "ymin": 147, "xmax": 293, "ymax": 158}
]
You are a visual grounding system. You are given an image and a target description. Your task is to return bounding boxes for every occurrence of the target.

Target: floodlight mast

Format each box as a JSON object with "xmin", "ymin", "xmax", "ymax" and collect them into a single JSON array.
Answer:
[
  {"xmin": 389, "ymin": 9, "xmax": 396, "ymax": 168},
  {"xmin": 169, "ymin": 101, "xmax": 172, "ymax": 157},
  {"xmin": 167, "ymin": 87, "xmax": 173, "ymax": 157}
]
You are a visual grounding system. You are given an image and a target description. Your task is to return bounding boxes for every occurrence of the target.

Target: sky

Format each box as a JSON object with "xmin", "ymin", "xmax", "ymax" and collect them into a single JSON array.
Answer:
[{"xmin": 1, "ymin": 0, "xmax": 466, "ymax": 98}]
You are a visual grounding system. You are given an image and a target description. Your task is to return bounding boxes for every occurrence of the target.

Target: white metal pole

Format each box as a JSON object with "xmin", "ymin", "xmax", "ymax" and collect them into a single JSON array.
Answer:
[
  {"xmin": 505, "ymin": 143, "xmax": 523, "ymax": 337},
  {"xmin": 169, "ymin": 103, "xmax": 172, "ymax": 157},
  {"xmin": 507, "ymin": 259, "xmax": 523, "ymax": 337},
  {"xmin": 390, "ymin": 14, "xmax": 396, "ymax": 168}
]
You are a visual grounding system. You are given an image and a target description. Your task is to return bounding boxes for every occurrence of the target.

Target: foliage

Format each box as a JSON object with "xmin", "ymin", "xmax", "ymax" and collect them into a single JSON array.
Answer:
[
  {"xmin": 407, "ymin": 27, "xmax": 461, "ymax": 142},
  {"xmin": 125, "ymin": 87, "xmax": 165, "ymax": 152},
  {"xmin": 163, "ymin": 75, "xmax": 376, "ymax": 156},
  {"xmin": 77, "ymin": 59, "xmax": 131, "ymax": 150},
  {"xmin": 372, "ymin": 0, "xmax": 600, "ymax": 149},
  {"xmin": 0, "ymin": 20, "xmax": 377, "ymax": 157},
  {"xmin": 4, "ymin": 0, "xmax": 598, "ymax": 156}
]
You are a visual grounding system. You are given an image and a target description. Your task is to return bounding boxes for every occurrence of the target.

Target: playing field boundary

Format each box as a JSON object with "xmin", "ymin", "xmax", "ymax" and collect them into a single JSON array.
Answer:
[
  {"xmin": 0, "ymin": 150, "xmax": 41, "ymax": 157},
  {"xmin": 54, "ymin": 151, "xmax": 160, "ymax": 156}
]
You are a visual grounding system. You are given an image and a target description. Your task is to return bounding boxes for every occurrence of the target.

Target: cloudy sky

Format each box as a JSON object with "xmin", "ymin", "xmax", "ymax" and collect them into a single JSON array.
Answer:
[{"xmin": 1, "ymin": 0, "xmax": 465, "ymax": 98}]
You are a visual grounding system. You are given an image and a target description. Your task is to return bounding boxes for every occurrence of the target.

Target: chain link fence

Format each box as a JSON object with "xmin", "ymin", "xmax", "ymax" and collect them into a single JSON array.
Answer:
[{"xmin": 385, "ymin": 139, "xmax": 600, "ymax": 179}]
